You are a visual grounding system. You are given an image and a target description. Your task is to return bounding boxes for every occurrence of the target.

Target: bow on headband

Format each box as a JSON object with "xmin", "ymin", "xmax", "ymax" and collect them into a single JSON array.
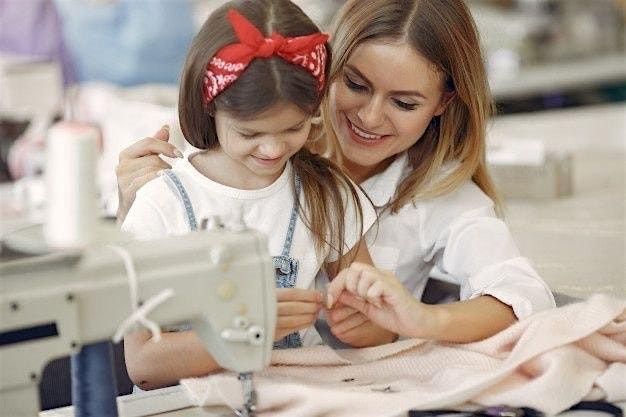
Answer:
[{"xmin": 202, "ymin": 9, "xmax": 329, "ymax": 103}]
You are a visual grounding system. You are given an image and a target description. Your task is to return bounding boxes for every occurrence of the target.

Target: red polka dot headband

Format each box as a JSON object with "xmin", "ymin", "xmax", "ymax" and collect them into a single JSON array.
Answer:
[{"xmin": 203, "ymin": 9, "xmax": 329, "ymax": 104}]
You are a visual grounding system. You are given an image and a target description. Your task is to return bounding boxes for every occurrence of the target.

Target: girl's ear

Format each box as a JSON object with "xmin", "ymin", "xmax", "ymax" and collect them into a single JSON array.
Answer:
[{"xmin": 434, "ymin": 90, "xmax": 455, "ymax": 117}]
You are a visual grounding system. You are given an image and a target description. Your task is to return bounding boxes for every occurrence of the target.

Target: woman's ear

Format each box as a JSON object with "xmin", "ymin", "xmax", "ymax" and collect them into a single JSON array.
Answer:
[{"xmin": 434, "ymin": 90, "xmax": 455, "ymax": 117}]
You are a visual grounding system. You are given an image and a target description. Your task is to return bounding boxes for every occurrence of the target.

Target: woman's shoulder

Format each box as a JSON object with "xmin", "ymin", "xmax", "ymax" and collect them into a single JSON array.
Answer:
[
  {"xmin": 408, "ymin": 179, "xmax": 497, "ymax": 240},
  {"xmin": 421, "ymin": 179, "xmax": 494, "ymax": 215}
]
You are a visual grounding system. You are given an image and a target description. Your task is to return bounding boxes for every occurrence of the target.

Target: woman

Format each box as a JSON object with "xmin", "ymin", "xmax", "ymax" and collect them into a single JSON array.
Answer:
[{"xmin": 116, "ymin": 0, "xmax": 555, "ymax": 347}]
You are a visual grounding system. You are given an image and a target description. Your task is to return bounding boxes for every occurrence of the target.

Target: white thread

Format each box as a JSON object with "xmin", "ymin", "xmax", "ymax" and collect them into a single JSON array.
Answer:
[
  {"xmin": 45, "ymin": 123, "xmax": 98, "ymax": 249},
  {"xmin": 113, "ymin": 289, "xmax": 174, "ymax": 343},
  {"xmin": 107, "ymin": 245, "xmax": 174, "ymax": 343}
]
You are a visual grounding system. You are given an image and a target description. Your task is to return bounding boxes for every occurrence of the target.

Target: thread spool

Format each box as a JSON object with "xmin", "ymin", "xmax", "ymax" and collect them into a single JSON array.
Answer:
[{"xmin": 44, "ymin": 122, "xmax": 98, "ymax": 250}]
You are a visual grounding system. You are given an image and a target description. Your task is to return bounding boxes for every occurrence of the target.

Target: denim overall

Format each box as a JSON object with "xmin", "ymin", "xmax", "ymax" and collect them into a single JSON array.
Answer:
[{"xmin": 162, "ymin": 170, "xmax": 303, "ymax": 349}]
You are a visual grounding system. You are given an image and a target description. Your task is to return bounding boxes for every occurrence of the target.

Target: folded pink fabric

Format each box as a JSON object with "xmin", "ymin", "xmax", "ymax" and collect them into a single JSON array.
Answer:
[{"xmin": 181, "ymin": 294, "xmax": 626, "ymax": 416}]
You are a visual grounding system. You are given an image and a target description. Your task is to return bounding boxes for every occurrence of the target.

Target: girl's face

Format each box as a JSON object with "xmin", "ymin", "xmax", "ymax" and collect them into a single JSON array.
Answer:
[
  {"xmin": 330, "ymin": 40, "xmax": 452, "ymax": 182},
  {"xmin": 214, "ymin": 101, "xmax": 311, "ymax": 187}
]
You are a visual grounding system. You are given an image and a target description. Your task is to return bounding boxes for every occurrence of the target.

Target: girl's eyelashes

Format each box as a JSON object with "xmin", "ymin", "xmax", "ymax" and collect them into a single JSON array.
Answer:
[
  {"xmin": 287, "ymin": 123, "xmax": 305, "ymax": 132},
  {"xmin": 239, "ymin": 131, "xmax": 258, "ymax": 139},
  {"xmin": 237, "ymin": 123, "xmax": 305, "ymax": 138}
]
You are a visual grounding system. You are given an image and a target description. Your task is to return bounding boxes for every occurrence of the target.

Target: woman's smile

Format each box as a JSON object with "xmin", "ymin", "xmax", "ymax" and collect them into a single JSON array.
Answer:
[{"xmin": 345, "ymin": 115, "xmax": 390, "ymax": 146}]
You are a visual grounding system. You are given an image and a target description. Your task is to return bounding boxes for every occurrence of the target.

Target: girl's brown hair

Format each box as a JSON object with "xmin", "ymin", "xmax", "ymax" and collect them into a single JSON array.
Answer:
[
  {"xmin": 322, "ymin": 0, "xmax": 502, "ymax": 215},
  {"xmin": 179, "ymin": 0, "xmax": 363, "ymax": 266}
]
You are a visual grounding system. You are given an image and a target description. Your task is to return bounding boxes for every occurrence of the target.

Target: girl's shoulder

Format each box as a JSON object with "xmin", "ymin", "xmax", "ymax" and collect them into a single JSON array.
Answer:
[{"xmin": 133, "ymin": 168, "xmax": 191, "ymax": 215}]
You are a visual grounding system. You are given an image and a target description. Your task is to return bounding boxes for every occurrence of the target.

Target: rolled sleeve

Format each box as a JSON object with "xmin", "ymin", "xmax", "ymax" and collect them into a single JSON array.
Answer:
[
  {"xmin": 430, "ymin": 208, "xmax": 556, "ymax": 319},
  {"xmin": 464, "ymin": 257, "xmax": 556, "ymax": 319}
]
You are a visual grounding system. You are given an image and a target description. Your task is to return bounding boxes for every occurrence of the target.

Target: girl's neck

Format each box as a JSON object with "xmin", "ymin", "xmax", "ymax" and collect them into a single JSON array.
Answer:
[
  {"xmin": 342, "ymin": 156, "xmax": 396, "ymax": 184},
  {"xmin": 189, "ymin": 150, "xmax": 285, "ymax": 190}
]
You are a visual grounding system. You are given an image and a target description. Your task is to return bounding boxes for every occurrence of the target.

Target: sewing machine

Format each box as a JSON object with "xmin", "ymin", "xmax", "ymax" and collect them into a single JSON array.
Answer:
[{"xmin": 0, "ymin": 228, "xmax": 277, "ymax": 417}]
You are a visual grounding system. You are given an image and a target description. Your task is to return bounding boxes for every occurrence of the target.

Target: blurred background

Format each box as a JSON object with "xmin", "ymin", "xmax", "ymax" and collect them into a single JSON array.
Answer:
[
  {"xmin": 0, "ymin": 0, "xmax": 624, "ymax": 411},
  {"xmin": 0, "ymin": 0, "xmax": 624, "ymax": 317}
]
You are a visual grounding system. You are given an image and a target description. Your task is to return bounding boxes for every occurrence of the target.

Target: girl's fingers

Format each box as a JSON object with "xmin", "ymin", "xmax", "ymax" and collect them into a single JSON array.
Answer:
[
  {"xmin": 276, "ymin": 314, "xmax": 317, "ymax": 329},
  {"xmin": 276, "ymin": 288, "xmax": 322, "ymax": 303},
  {"xmin": 330, "ymin": 312, "xmax": 367, "ymax": 335},
  {"xmin": 277, "ymin": 301, "xmax": 321, "ymax": 315},
  {"xmin": 275, "ymin": 320, "xmax": 315, "ymax": 341}
]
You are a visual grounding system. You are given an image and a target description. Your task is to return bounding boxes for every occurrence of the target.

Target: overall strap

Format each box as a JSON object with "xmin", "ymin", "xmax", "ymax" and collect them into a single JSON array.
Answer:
[
  {"xmin": 280, "ymin": 175, "xmax": 302, "ymax": 257},
  {"xmin": 161, "ymin": 170, "xmax": 198, "ymax": 232}
]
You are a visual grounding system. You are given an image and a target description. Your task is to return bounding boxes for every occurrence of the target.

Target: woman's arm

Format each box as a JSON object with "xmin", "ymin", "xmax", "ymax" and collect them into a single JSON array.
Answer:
[
  {"xmin": 328, "ymin": 263, "xmax": 517, "ymax": 344},
  {"xmin": 421, "ymin": 295, "xmax": 516, "ymax": 343},
  {"xmin": 116, "ymin": 126, "xmax": 181, "ymax": 223}
]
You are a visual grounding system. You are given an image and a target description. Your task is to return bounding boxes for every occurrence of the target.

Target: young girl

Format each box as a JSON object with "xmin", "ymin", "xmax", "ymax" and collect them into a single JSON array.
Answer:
[
  {"xmin": 117, "ymin": 0, "xmax": 555, "ymax": 347},
  {"xmin": 121, "ymin": 0, "xmax": 385, "ymax": 390}
]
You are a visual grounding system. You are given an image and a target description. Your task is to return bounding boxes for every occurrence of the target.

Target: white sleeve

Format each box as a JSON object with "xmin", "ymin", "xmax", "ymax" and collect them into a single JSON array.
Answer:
[
  {"xmin": 424, "ymin": 195, "xmax": 555, "ymax": 320},
  {"xmin": 326, "ymin": 181, "xmax": 377, "ymax": 262}
]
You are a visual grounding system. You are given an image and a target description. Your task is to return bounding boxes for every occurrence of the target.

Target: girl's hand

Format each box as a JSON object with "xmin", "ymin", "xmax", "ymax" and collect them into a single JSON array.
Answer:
[
  {"xmin": 116, "ymin": 125, "xmax": 182, "ymax": 222},
  {"xmin": 274, "ymin": 288, "xmax": 322, "ymax": 341},
  {"xmin": 326, "ymin": 303, "xmax": 397, "ymax": 347},
  {"xmin": 326, "ymin": 262, "xmax": 433, "ymax": 338}
]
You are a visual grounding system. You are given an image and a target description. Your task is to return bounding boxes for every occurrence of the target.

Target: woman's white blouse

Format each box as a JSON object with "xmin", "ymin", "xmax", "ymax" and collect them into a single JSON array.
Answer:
[{"xmin": 361, "ymin": 153, "xmax": 556, "ymax": 319}]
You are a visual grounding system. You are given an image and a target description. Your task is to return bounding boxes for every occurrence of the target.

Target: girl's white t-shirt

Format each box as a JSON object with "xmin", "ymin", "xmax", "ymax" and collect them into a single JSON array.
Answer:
[
  {"xmin": 362, "ymin": 153, "xmax": 556, "ymax": 319},
  {"xmin": 122, "ymin": 155, "xmax": 376, "ymax": 346}
]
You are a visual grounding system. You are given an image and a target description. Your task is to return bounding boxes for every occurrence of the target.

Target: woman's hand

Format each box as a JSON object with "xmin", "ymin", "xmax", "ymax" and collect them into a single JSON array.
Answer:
[
  {"xmin": 274, "ymin": 288, "xmax": 322, "ymax": 341},
  {"xmin": 327, "ymin": 262, "xmax": 434, "ymax": 339},
  {"xmin": 116, "ymin": 125, "xmax": 183, "ymax": 222},
  {"xmin": 325, "ymin": 303, "xmax": 396, "ymax": 347}
]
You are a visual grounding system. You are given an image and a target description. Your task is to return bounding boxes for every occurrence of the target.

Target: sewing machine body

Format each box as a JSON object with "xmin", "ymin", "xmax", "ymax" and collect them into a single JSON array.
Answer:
[{"xmin": 0, "ymin": 230, "xmax": 276, "ymax": 416}]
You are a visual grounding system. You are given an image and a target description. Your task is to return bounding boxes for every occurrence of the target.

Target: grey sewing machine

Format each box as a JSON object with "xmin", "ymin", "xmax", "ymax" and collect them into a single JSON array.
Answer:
[{"xmin": 0, "ymin": 227, "xmax": 276, "ymax": 417}]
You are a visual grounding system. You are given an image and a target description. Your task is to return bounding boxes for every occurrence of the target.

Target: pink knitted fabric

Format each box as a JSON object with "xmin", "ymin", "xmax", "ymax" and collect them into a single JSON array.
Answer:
[{"xmin": 181, "ymin": 294, "xmax": 626, "ymax": 416}]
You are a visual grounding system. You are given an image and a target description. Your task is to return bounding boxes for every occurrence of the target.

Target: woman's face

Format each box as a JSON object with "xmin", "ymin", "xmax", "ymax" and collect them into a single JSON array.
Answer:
[{"xmin": 330, "ymin": 40, "xmax": 452, "ymax": 181}]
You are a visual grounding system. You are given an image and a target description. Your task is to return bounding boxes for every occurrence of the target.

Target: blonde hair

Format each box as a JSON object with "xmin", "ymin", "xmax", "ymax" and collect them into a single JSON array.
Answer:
[
  {"xmin": 321, "ymin": 0, "xmax": 502, "ymax": 215},
  {"xmin": 179, "ymin": 0, "xmax": 363, "ymax": 266}
]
